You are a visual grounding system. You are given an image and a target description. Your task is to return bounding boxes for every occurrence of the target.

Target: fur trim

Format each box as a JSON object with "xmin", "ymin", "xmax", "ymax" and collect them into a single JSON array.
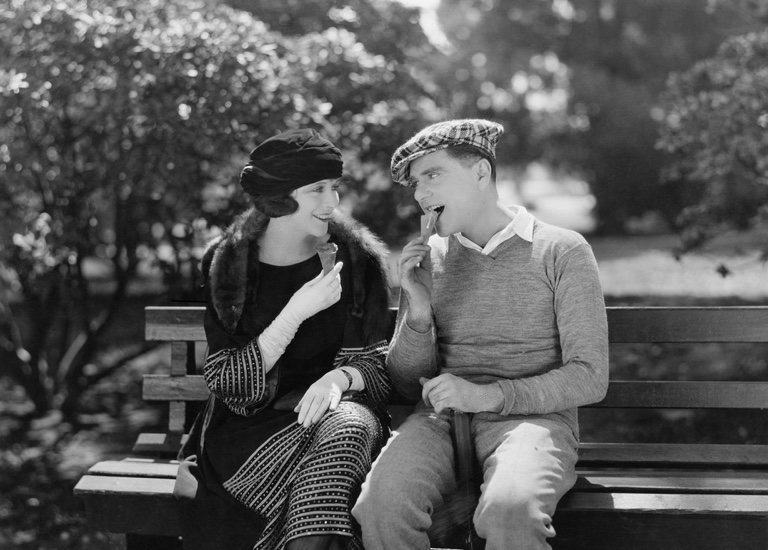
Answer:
[
  {"xmin": 203, "ymin": 208, "xmax": 391, "ymax": 341},
  {"xmin": 328, "ymin": 215, "xmax": 392, "ymax": 343},
  {"xmin": 202, "ymin": 208, "xmax": 268, "ymax": 332}
]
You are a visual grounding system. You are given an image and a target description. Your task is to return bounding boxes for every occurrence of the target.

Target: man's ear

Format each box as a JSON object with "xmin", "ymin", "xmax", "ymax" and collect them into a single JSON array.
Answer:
[{"xmin": 474, "ymin": 158, "xmax": 492, "ymax": 189}]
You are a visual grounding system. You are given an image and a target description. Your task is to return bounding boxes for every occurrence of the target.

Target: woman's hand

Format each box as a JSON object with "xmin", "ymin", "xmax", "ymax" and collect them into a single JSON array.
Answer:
[
  {"xmin": 294, "ymin": 369, "xmax": 349, "ymax": 428},
  {"xmin": 283, "ymin": 262, "xmax": 343, "ymax": 324}
]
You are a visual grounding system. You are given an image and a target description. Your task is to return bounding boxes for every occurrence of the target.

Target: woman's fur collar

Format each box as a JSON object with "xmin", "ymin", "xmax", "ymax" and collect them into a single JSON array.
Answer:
[{"xmin": 202, "ymin": 207, "xmax": 391, "ymax": 343}]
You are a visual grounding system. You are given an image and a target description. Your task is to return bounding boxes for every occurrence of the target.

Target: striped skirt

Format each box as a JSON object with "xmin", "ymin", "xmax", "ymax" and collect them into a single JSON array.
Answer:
[{"xmin": 223, "ymin": 399, "xmax": 386, "ymax": 549}]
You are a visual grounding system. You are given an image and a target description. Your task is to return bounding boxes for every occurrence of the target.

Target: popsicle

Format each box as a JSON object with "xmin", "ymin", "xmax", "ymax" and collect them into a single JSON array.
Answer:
[
  {"xmin": 316, "ymin": 242, "xmax": 338, "ymax": 274},
  {"xmin": 420, "ymin": 209, "xmax": 439, "ymax": 239}
]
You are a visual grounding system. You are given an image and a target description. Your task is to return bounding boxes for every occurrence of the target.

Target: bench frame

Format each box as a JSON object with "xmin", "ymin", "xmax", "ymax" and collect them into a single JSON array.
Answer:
[{"xmin": 75, "ymin": 306, "xmax": 768, "ymax": 549}]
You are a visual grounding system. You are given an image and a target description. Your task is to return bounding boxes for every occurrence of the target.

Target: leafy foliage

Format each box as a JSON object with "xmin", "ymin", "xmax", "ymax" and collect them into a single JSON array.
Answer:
[
  {"xmin": 0, "ymin": 0, "xmax": 435, "ymax": 417},
  {"xmin": 434, "ymin": 0, "xmax": 761, "ymax": 232},
  {"xmin": 657, "ymin": 29, "xmax": 768, "ymax": 256}
]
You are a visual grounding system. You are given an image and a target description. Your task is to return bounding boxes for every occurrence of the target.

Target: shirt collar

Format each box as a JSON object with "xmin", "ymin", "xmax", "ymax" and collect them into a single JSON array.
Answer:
[{"xmin": 455, "ymin": 205, "xmax": 534, "ymax": 254}]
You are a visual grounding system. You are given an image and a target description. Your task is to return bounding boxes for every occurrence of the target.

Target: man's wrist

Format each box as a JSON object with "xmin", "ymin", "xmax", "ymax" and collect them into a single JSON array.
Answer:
[
  {"xmin": 404, "ymin": 308, "xmax": 432, "ymax": 333},
  {"xmin": 476, "ymin": 382, "xmax": 505, "ymax": 413}
]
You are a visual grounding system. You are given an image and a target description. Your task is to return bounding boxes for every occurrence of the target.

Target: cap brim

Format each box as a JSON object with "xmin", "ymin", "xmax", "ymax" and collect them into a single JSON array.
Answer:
[{"xmin": 393, "ymin": 143, "xmax": 454, "ymax": 184}]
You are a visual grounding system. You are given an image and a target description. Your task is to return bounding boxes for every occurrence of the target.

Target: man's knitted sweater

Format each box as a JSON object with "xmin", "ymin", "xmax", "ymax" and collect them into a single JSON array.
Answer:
[{"xmin": 388, "ymin": 217, "xmax": 609, "ymax": 438}]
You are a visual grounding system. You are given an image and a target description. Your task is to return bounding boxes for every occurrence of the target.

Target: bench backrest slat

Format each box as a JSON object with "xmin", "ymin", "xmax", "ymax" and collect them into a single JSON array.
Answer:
[
  {"xmin": 606, "ymin": 307, "xmax": 768, "ymax": 343},
  {"xmin": 590, "ymin": 381, "xmax": 768, "ymax": 409},
  {"xmin": 142, "ymin": 376, "xmax": 768, "ymax": 410},
  {"xmin": 146, "ymin": 306, "xmax": 207, "ymax": 342},
  {"xmin": 145, "ymin": 306, "xmax": 768, "ymax": 344},
  {"xmin": 144, "ymin": 374, "xmax": 209, "ymax": 401}
]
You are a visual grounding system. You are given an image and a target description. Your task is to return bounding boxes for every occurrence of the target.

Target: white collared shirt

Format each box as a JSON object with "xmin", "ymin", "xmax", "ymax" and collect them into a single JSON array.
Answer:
[{"xmin": 454, "ymin": 205, "xmax": 534, "ymax": 255}]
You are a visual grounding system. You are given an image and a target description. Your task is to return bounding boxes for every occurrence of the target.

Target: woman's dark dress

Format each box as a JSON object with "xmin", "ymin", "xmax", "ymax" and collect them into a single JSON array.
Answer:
[{"xmin": 175, "ymin": 249, "xmax": 391, "ymax": 550}]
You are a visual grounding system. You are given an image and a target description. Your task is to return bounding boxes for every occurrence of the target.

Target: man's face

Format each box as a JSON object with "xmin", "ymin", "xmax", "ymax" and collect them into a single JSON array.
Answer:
[{"xmin": 407, "ymin": 149, "xmax": 478, "ymax": 237}]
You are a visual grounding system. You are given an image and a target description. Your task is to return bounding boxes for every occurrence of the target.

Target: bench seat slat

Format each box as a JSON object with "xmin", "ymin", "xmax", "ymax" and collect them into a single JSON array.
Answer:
[
  {"xmin": 87, "ymin": 459, "xmax": 180, "ymax": 479},
  {"xmin": 75, "ymin": 475, "xmax": 177, "ymax": 497},
  {"xmin": 559, "ymin": 491, "xmax": 768, "ymax": 513},
  {"xmin": 132, "ymin": 433, "xmax": 189, "ymax": 455},
  {"xmin": 574, "ymin": 469, "xmax": 768, "ymax": 494},
  {"xmin": 578, "ymin": 442, "xmax": 768, "ymax": 467}
]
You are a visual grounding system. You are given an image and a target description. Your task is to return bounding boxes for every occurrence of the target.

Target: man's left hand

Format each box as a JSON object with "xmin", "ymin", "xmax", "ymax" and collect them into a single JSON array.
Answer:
[{"xmin": 419, "ymin": 374, "xmax": 503, "ymax": 414}]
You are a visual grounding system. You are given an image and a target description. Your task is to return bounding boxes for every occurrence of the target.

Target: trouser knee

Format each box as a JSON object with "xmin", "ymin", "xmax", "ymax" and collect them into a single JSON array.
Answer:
[
  {"xmin": 354, "ymin": 468, "xmax": 411, "ymax": 525},
  {"xmin": 474, "ymin": 490, "xmax": 550, "ymax": 540}
]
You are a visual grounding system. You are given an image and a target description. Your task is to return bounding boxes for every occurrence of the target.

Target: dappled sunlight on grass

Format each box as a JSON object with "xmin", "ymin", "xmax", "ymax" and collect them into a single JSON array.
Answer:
[{"xmin": 590, "ymin": 233, "xmax": 768, "ymax": 301}]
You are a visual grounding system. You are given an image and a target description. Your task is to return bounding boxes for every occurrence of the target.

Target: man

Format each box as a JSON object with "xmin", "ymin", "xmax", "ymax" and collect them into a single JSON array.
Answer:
[{"xmin": 352, "ymin": 119, "xmax": 609, "ymax": 549}]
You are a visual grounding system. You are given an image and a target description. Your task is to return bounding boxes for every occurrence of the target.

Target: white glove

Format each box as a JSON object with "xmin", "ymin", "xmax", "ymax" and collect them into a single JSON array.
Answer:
[
  {"xmin": 295, "ymin": 369, "xmax": 350, "ymax": 427},
  {"xmin": 259, "ymin": 262, "xmax": 343, "ymax": 371},
  {"xmin": 283, "ymin": 262, "xmax": 343, "ymax": 325}
]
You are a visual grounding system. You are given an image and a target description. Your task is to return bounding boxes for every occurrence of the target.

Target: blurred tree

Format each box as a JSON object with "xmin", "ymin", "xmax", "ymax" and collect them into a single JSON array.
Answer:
[
  {"xmin": 657, "ymin": 23, "xmax": 768, "ymax": 259},
  {"xmin": 225, "ymin": 0, "xmax": 448, "ymax": 244},
  {"xmin": 0, "ymin": 0, "xmax": 436, "ymax": 418},
  {"xmin": 434, "ymin": 0, "xmax": 760, "ymax": 233}
]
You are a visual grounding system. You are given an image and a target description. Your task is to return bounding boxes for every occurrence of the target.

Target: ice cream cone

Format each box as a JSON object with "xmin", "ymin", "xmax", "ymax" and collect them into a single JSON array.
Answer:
[
  {"xmin": 316, "ymin": 242, "xmax": 338, "ymax": 274},
  {"xmin": 421, "ymin": 210, "xmax": 439, "ymax": 239}
]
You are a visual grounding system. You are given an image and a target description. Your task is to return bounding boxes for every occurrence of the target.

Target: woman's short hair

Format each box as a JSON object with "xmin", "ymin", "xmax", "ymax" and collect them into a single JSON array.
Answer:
[{"xmin": 250, "ymin": 193, "xmax": 299, "ymax": 218}]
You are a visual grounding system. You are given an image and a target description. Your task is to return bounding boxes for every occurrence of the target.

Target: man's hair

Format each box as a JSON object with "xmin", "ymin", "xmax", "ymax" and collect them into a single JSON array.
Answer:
[
  {"xmin": 250, "ymin": 194, "xmax": 299, "ymax": 218},
  {"xmin": 444, "ymin": 144, "xmax": 497, "ymax": 183}
]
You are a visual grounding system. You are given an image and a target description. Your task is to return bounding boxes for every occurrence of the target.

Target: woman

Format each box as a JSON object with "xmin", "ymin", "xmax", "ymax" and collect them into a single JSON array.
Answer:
[{"xmin": 174, "ymin": 129, "xmax": 393, "ymax": 550}]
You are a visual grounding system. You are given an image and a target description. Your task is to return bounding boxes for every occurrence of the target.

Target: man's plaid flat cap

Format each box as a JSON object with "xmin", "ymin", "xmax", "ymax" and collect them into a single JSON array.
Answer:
[{"xmin": 391, "ymin": 119, "xmax": 504, "ymax": 184}]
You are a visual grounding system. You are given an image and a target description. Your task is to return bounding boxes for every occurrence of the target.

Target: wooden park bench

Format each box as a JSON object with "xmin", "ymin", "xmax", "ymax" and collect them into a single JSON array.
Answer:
[{"xmin": 74, "ymin": 305, "xmax": 768, "ymax": 549}]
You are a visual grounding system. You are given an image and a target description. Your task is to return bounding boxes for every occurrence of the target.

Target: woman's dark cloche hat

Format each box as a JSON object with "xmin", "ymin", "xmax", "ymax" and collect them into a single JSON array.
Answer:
[{"xmin": 240, "ymin": 129, "xmax": 343, "ymax": 196}]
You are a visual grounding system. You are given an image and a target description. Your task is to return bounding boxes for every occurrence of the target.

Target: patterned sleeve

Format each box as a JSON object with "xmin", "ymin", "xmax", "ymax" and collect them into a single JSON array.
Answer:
[
  {"xmin": 332, "ymin": 341, "xmax": 392, "ymax": 408},
  {"xmin": 202, "ymin": 306, "xmax": 275, "ymax": 417}
]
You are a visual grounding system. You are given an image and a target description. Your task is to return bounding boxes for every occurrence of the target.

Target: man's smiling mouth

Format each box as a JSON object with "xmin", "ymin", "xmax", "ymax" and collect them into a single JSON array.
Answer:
[{"xmin": 425, "ymin": 205, "xmax": 445, "ymax": 214}]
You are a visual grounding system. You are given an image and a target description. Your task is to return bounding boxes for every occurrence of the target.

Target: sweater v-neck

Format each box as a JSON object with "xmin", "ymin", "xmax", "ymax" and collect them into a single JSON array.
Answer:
[{"xmin": 450, "ymin": 233, "xmax": 524, "ymax": 265}]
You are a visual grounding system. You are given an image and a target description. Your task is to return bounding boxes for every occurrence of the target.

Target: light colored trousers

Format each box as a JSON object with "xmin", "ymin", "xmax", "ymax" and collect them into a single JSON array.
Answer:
[{"xmin": 352, "ymin": 408, "xmax": 579, "ymax": 550}]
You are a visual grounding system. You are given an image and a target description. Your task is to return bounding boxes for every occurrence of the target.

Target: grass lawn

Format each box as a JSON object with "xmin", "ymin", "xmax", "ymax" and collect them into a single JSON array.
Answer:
[{"xmin": 590, "ymin": 231, "xmax": 768, "ymax": 303}]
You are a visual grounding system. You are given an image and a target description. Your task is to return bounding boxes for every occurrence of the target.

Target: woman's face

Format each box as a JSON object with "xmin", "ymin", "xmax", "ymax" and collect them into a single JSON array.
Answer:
[{"xmin": 289, "ymin": 179, "xmax": 340, "ymax": 237}]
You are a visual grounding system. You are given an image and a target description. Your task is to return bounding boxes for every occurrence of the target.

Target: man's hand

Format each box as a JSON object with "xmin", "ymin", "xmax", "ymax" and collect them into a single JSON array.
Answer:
[
  {"xmin": 397, "ymin": 235, "xmax": 433, "ymax": 331},
  {"xmin": 420, "ymin": 374, "xmax": 504, "ymax": 414}
]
